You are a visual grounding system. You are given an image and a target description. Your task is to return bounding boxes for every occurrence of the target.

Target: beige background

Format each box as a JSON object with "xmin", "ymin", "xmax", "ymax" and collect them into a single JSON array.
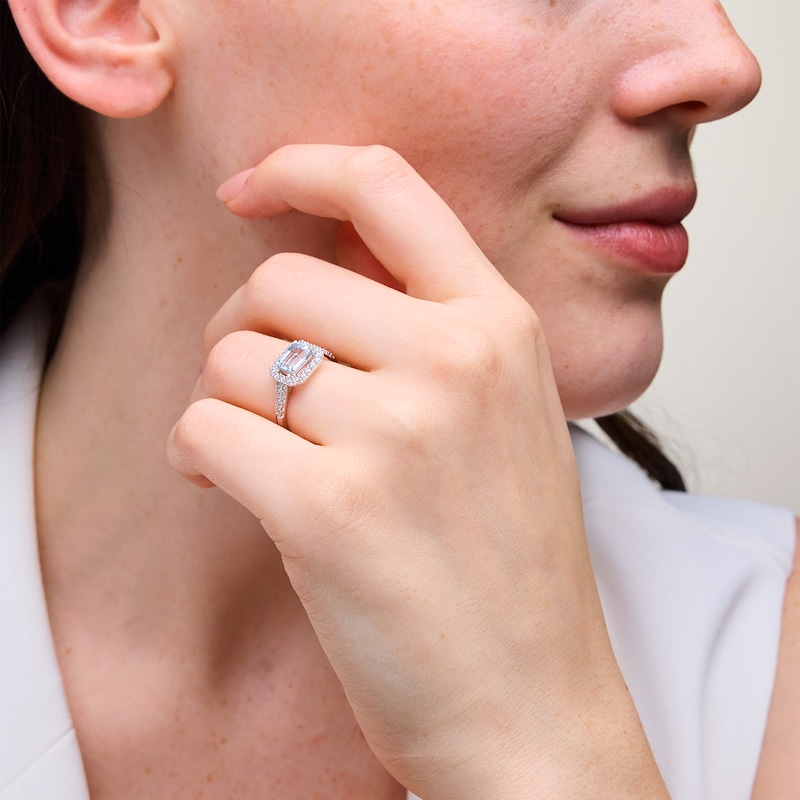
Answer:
[{"xmin": 625, "ymin": 0, "xmax": 799, "ymax": 511}]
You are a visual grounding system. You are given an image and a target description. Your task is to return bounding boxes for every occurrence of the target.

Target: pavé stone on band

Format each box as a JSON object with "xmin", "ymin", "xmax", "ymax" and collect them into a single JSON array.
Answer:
[{"xmin": 270, "ymin": 340, "xmax": 335, "ymax": 429}]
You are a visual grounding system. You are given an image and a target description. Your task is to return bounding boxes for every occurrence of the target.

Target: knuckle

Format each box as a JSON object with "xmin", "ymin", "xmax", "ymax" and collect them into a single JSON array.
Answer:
[
  {"xmin": 430, "ymin": 321, "xmax": 502, "ymax": 385},
  {"xmin": 413, "ymin": 310, "xmax": 541, "ymax": 423},
  {"xmin": 342, "ymin": 145, "xmax": 414, "ymax": 196},
  {"xmin": 171, "ymin": 398, "xmax": 224, "ymax": 458},
  {"xmin": 244, "ymin": 253, "xmax": 312, "ymax": 316},
  {"xmin": 242, "ymin": 257, "xmax": 281, "ymax": 316},
  {"xmin": 202, "ymin": 331, "xmax": 253, "ymax": 392},
  {"xmin": 506, "ymin": 296, "xmax": 545, "ymax": 343}
]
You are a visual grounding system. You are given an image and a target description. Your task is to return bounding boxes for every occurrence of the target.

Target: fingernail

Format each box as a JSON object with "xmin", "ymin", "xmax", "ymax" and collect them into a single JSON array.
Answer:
[{"xmin": 216, "ymin": 168, "xmax": 254, "ymax": 202}]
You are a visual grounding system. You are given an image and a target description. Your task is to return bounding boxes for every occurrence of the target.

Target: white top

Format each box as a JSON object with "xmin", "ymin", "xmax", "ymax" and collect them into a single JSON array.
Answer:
[
  {"xmin": 0, "ymin": 312, "xmax": 89, "ymax": 800},
  {"xmin": 1, "ymin": 310, "xmax": 795, "ymax": 800},
  {"xmin": 574, "ymin": 428, "xmax": 794, "ymax": 800}
]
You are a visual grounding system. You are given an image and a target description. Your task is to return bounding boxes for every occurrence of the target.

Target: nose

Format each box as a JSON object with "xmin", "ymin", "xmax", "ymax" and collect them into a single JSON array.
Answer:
[{"xmin": 612, "ymin": 1, "xmax": 761, "ymax": 128}]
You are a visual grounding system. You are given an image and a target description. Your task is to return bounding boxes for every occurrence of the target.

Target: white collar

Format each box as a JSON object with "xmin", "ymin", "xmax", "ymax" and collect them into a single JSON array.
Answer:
[{"xmin": 0, "ymin": 308, "xmax": 90, "ymax": 799}]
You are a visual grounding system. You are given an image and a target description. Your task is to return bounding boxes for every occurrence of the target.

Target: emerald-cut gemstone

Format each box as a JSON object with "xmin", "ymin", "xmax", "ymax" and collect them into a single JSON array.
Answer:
[
  {"xmin": 270, "ymin": 340, "xmax": 331, "ymax": 386},
  {"xmin": 276, "ymin": 341, "xmax": 314, "ymax": 376}
]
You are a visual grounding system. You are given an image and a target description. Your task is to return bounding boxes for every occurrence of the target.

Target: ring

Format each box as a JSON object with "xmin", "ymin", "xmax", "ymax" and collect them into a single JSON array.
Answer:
[{"xmin": 270, "ymin": 340, "xmax": 335, "ymax": 429}]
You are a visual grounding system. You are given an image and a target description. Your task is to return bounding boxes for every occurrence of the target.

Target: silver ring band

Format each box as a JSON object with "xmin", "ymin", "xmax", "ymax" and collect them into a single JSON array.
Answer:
[{"xmin": 270, "ymin": 340, "xmax": 335, "ymax": 429}]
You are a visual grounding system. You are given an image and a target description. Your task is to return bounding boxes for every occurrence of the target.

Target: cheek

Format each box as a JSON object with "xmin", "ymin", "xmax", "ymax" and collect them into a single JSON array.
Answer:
[
  {"xmin": 190, "ymin": 4, "xmax": 657, "ymax": 415},
  {"xmin": 387, "ymin": 46, "xmax": 591, "ymax": 208},
  {"xmin": 197, "ymin": 5, "xmax": 594, "ymax": 189}
]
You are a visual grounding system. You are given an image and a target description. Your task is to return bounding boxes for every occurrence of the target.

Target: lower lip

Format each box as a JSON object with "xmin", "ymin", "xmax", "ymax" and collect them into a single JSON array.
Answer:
[{"xmin": 558, "ymin": 220, "xmax": 689, "ymax": 274}]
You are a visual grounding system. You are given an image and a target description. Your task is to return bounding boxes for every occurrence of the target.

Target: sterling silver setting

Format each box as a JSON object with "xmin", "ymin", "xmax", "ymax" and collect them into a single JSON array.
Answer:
[{"xmin": 270, "ymin": 340, "xmax": 335, "ymax": 429}]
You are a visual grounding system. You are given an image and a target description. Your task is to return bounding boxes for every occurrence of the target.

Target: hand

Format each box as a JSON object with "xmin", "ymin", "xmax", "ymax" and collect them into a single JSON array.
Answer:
[{"xmin": 168, "ymin": 145, "xmax": 667, "ymax": 799}]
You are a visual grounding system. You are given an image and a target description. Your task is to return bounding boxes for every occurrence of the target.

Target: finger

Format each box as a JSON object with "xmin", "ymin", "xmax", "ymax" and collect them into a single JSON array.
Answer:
[
  {"xmin": 218, "ymin": 144, "xmax": 508, "ymax": 303},
  {"xmin": 168, "ymin": 397, "xmax": 319, "ymax": 525},
  {"xmin": 196, "ymin": 329, "xmax": 376, "ymax": 443},
  {"xmin": 201, "ymin": 252, "xmax": 436, "ymax": 369},
  {"xmin": 335, "ymin": 222, "xmax": 404, "ymax": 292}
]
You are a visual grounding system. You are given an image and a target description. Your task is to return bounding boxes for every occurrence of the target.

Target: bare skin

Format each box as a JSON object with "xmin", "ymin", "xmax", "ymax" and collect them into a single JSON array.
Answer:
[
  {"xmin": 9, "ymin": 0, "xmax": 790, "ymax": 796},
  {"xmin": 36, "ymin": 145, "xmax": 667, "ymax": 800}
]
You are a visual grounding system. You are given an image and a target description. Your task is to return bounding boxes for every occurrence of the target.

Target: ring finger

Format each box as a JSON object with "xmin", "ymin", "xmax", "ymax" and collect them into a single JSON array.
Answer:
[{"xmin": 196, "ymin": 329, "xmax": 375, "ymax": 443}]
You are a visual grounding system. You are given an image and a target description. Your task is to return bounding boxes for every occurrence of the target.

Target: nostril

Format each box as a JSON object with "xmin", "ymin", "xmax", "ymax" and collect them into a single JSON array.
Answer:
[{"xmin": 677, "ymin": 101, "xmax": 706, "ymax": 114}]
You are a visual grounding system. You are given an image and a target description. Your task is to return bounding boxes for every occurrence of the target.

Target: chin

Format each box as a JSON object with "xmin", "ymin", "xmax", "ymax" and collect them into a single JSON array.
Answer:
[{"xmin": 552, "ymin": 324, "xmax": 664, "ymax": 421}]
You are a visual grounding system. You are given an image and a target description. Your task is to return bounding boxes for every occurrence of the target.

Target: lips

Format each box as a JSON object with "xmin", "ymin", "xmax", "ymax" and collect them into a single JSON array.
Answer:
[{"xmin": 553, "ymin": 186, "xmax": 697, "ymax": 274}]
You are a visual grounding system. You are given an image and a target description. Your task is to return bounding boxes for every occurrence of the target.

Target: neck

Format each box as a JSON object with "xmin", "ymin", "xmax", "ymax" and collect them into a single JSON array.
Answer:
[{"xmin": 34, "ymin": 120, "xmax": 336, "ymax": 674}]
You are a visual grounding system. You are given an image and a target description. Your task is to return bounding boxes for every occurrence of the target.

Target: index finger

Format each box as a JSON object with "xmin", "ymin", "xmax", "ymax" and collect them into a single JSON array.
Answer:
[{"xmin": 217, "ymin": 144, "xmax": 509, "ymax": 303}]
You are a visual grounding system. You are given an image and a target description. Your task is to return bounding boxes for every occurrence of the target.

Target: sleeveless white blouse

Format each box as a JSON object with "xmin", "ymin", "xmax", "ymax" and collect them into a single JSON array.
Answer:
[
  {"xmin": 1, "ymin": 311, "xmax": 794, "ymax": 799},
  {"xmin": 573, "ymin": 426, "xmax": 794, "ymax": 800}
]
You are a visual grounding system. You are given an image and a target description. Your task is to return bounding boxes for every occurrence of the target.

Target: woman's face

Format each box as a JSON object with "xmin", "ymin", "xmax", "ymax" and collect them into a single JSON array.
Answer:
[{"xmin": 178, "ymin": 0, "xmax": 760, "ymax": 418}]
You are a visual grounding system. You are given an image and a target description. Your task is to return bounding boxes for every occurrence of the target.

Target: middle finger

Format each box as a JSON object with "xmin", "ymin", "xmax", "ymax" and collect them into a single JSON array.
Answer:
[{"xmin": 204, "ymin": 251, "xmax": 437, "ymax": 371}]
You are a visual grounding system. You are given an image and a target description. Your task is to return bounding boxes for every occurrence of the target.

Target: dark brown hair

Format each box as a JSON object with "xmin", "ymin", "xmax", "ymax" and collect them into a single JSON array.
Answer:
[
  {"xmin": 596, "ymin": 410, "xmax": 685, "ymax": 491},
  {"xmin": 0, "ymin": 5, "xmax": 685, "ymax": 492},
  {"xmin": 1, "ymin": 3, "xmax": 86, "ymax": 348}
]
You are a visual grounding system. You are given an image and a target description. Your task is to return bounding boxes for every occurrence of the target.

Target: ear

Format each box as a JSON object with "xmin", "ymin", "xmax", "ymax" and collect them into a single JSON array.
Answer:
[{"xmin": 8, "ymin": 0, "xmax": 173, "ymax": 118}]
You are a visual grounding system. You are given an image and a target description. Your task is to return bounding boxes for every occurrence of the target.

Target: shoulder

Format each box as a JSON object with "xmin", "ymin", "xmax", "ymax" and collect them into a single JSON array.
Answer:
[
  {"xmin": 752, "ymin": 518, "xmax": 800, "ymax": 799},
  {"xmin": 570, "ymin": 423, "xmax": 795, "ymax": 571},
  {"xmin": 569, "ymin": 424, "xmax": 796, "ymax": 799}
]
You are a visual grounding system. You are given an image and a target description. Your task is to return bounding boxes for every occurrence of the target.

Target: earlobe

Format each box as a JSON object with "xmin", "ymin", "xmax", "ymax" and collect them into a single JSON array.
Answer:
[{"xmin": 7, "ymin": 0, "xmax": 173, "ymax": 118}]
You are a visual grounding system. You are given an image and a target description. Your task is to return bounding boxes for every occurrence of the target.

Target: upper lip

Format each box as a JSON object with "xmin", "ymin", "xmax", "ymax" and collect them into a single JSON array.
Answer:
[{"xmin": 553, "ymin": 185, "xmax": 698, "ymax": 227}]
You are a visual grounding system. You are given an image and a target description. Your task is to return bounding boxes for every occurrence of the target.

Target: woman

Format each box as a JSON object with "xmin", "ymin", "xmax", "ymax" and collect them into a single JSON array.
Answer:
[{"xmin": 1, "ymin": 1, "xmax": 797, "ymax": 798}]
